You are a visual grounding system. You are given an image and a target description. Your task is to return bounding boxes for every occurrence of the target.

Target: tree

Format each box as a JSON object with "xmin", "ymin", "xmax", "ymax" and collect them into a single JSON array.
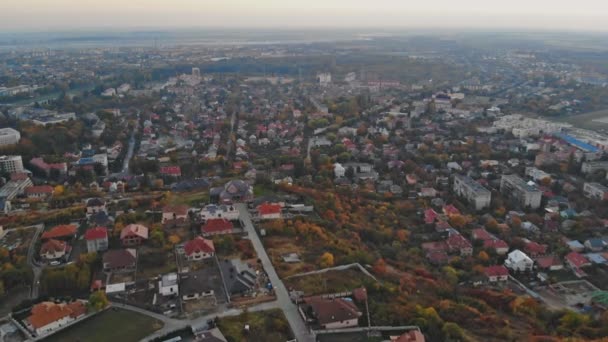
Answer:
[
  {"xmin": 89, "ymin": 291, "xmax": 109, "ymax": 311},
  {"xmin": 442, "ymin": 322, "xmax": 465, "ymax": 341},
  {"xmin": 54, "ymin": 185, "xmax": 65, "ymax": 196},
  {"xmin": 319, "ymin": 252, "xmax": 335, "ymax": 268}
]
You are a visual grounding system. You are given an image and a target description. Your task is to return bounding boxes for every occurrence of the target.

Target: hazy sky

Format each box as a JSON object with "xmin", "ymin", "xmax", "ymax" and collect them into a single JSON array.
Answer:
[{"xmin": 1, "ymin": 0, "xmax": 607, "ymax": 32}]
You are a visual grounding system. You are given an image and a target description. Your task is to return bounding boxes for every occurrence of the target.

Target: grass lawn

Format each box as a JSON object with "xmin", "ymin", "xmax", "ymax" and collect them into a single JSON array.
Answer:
[
  {"xmin": 43, "ymin": 308, "xmax": 163, "ymax": 342},
  {"xmin": 168, "ymin": 191, "xmax": 209, "ymax": 206},
  {"xmin": 217, "ymin": 309, "xmax": 292, "ymax": 342}
]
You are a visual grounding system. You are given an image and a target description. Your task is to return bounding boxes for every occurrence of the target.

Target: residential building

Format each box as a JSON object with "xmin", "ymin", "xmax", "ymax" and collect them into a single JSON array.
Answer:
[
  {"xmin": 24, "ymin": 301, "xmax": 86, "ymax": 337},
  {"xmin": 184, "ymin": 236, "xmax": 215, "ymax": 261},
  {"xmin": 485, "ymin": 265, "xmax": 509, "ymax": 282},
  {"xmin": 565, "ymin": 252, "xmax": 591, "ymax": 277},
  {"xmin": 0, "ymin": 176, "xmax": 32, "ymax": 200},
  {"xmin": 210, "ymin": 179, "xmax": 253, "ymax": 204},
  {"xmin": 525, "ymin": 167, "xmax": 551, "ymax": 182},
  {"xmin": 334, "ymin": 163, "xmax": 346, "ymax": 178},
  {"xmin": 41, "ymin": 224, "xmax": 77, "ymax": 240},
  {"xmin": 199, "ymin": 204, "xmax": 240, "ymax": 221},
  {"xmin": 84, "ymin": 227, "xmax": 109, "ymax": 253},
  {"xmin": 25, "ymin": 185, "xmax": 54, "ymax": 199},
  {"xmin": 120, "ymin": 224, "xmax": 148, "ymax": 246},
  {"xmin": 583, "ymin": 182, "xmax": 608, "ymax": 201},
  {"xmin": 257, "ymin": 203, "xmax": 282, "ymax": 220},
  {"xmin": 201, "ymin": 219, "xmax": 234, "ymax": 236},
  {"xmin": 582, "ymin": 161, "xmax": 608, "ymax": 174},
  {"xmin": 103, "ymin": 249, "xmax": 137, "ymax": 273},
  {"xmin": 0, "ymin": 128, "xmax": 20, "ymax": 146},
  {"xmin": 162, "ymin": 205, "xmax": 189, "ymax": 224},
  {"xmin": 86, "ymin": 198, "xmax": 106, "ymax": 216},
  {"xmin": 180, "ymin": 270, "xmax": 217, "ymax": 301},
  {"xmin": 0, "ymin": 155, "xmax": 24, "ymax": 173},
  {"xmin": 40, "ymin": 239, "xmax": 70, "ymax": 261},
  {"xmin": 453, "ymin": 175, "xmax": 492, "ymax": 210},
  {"xmin": 390, "ymin": 330, "xmax": 426, "ymax": 342},
  {"xmin": 303, "ymin": 297, "xmax": 362, "ymax": 329},
  {"xmin": 500, "ymin": 175, "xmax": 542, "ymax": 209},
  {"xmin": 219, "ymin": 259, "xmax": 257, "ymax": 297},
  {"xmin": 159, "ymin": 273, "xmax": 179, "ymax": 297},
  {"xmin": 29, "ymin": 157, "xmax": 68, "ymax": 177},
  {"xmin": 504, "ymin": 249, "xmax": 534, "ymax": 272}
]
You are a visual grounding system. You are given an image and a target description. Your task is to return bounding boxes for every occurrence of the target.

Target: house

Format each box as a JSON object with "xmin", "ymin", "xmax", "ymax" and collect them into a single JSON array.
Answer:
[
  {"xmin": 25, "ymin": 185, "xmax": 54, "ymax": 199},
  {"xmin": 485, "ymin": 265, "xmax": 509, "ymax": 282},
  {"xmin": 162, "ymin": 205, "xmax": 189, "ymax": 225},
  {"xmin": 446, "ymin": 233, "xmax": 473, "ymax": 256},
  {"xmin": 84, "ymin": 227, "xmax": 109, "ymax": 253},
  {"xmin": 103, "ymin": 249, "xmax": 137, "ymax": 273},
  {"xmin": 565, "ymin": 252, "xmax": 591, "ymax": 277},
  {"xmin": 120, "ymin": 224, "xmax": 149, "ymax": 246},
  {"xmin": 184, "ymin": 236, "xmax": 215, "ymax": 261},
  {"xmin": 535, "ymin": 255, "xmax": 564, "ymax": 271},
  {"xmin": 201, "ymin": 219, "xmax": 234, "ymax": 236},
  {"xmin": 583, "ymin": 182, "xmax": 608, "ymax": 200},
  {"xmin": 210, "ymin": 179, "xmax": 253, "ymax": 204},
  {"xmin": 303, "ymin": 297, "xmax": 362, "ymax": 329},
  {"xmin": 504, "ymin": 250, "xmax": 534, "ymax": 272},
  {"xmin": 257, "ymin": 203, "xmax": 282, "ymax": 220},
  {"xmin": 159, "ymin": 273, "xmax": 179, "ymax": 297},
  {"xmin": 41, "ymin": 225, "xmax": 77, "ymax": 240},
  {"xmin": 160, "ymin": 166, "xmax": 182, "ymax": 178},
  {"xmin": 523, "ymin": 239, "xmax": 548, "ymax": 257},
  {"xmin": 219, "ymin": 259, "xmax": 257, "ymax": 297},
  {"xmin": 484, "ymin": 239, "xmax": 509, "ymax": 255},
  {"xmin": 180, "ymin": 270, "xmax": 217, "ymax": 301},
  {"xmin": 86, "ymin": 198, "xmax": 106, "ymax": 216},
  {"xmin": 584, "ymin": 238, "xmax": 607, "ymax": 252},
  {"xmin": 199, "ymin": 204, "xmax": 240, "ymax": 221},
  {"xmin": 40, "ymin": 239, "xmax": 70, "ymax": 261},
  {"xmin": 566, "ymin": 240, "xmax": 585, "ymax": 252},
  {"xmin": 194, "ymin": 328, "xmax": 228, "ymax": 342},
  {"xmin": 24, "ymin": 301, "xmax": 86, "ymax": 336}
]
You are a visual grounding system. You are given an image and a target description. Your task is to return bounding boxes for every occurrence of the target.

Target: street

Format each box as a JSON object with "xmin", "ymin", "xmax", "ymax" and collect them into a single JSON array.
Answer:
[{"xmin": 236, "ymin": 203, "xmax": 314, "ymax": 342}]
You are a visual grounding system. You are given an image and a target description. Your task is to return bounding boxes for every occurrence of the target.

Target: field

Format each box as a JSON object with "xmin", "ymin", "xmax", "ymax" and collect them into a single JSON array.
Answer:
[
  {"xmin": 217, "ymin": 309, "xmax": 292, "ymax": 342},
  {"xmin": 284, "ymin": 268, "xmax": 374, "ymax": 295},
  {"xmin": 556, "ymin": 109, "xmax": 608, "ymax": 131},
  {"xmin": 43, "ymin": 308, "xmax": 163, "ymax": 342}
]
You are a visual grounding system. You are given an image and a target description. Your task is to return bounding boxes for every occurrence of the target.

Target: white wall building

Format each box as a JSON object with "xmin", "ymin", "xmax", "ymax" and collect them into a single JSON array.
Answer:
[
  {"xmin": 0, "ymin": 155, "xmax": 24, "ymax": 173},
  {"xmin": 504, "ymin": 249, "xmax": 534, "ymax": 272},
  {"xmin": 159, "ymin": 273, "xmax": 179, "ymax": 297},
  {"xmin": 583, "ymin": 182, "xmax": 608, "ymax": 201},
  {"xmin": 0, "ymin": 128, "xmax": 21, "ymax": 146}
]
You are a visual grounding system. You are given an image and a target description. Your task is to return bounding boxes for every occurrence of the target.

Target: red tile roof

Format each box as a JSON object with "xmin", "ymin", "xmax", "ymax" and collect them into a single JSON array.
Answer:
[
  {"xmin": 25, "ymin": 185, "xmax": 54, "ymax": 195},
  {"xmin": 535, "ymin": 255, "xmax": 563, "ymax": 269},
  {"xmin": 27, "ymin": 301, "xmax": 86, "ymax": 329},
  {"xmin": 42, "ymin": 225, "xmax": 77, "ymax": 240},
  {"xmin": 84, "ymin": 227, "xmax": 108, "ymax": 241},
  {"xmin": 484, "ymin": 239, "xmax": 509, "ymax": 250},
  {"xmin": 392, "ymin": 330, "xmax": 426, "ymax": 342},
  {"xmin": 566, "ymin": 252, "xmax": 590, "ymax": 268},
  {"xmin": 163, "ymin": 205, "xmax": 189, "ymax": 216},
  {"xmin": 485, "ymin": 265, "xmax": 509, "ymax": 277},
  {"xmin": 40, "ymin": 239, "xmax": 67, "ymax": 255},
  {"xmin": 120, "ymin": 224, "xmax": 149, "ymax": 240},
  {"xmin": 472, "ymin": 228, "xmax": 493, "ymax": 241},
  {"xmin": 258, "ymin": 203, "xmax": 281, "ymax": 216},
  {"xmin": 160, "ymin": 166, "xmax": 181, "ymax": 176},
  {"xmin": 184, "ymin": 236, "xmax": 215, "ymax": 256},
  {"xmin": 201, "ymin": 218, "xmax": 234, "ymax": 234}
]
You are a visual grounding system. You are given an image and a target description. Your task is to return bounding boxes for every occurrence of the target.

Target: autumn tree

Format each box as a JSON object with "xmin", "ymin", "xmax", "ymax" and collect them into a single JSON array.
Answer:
[
  {"xmin": 319, "ymin": 252, "xmax": 335, "ymax": 268},
  {"xmin": 89, "ymin": 291, "xmax": 109, "ymax": 311}
]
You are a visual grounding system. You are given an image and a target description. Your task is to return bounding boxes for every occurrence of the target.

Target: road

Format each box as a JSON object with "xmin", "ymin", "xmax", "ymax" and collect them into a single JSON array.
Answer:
[
  {"xmin": 25, "ymin": 224, "xmax": 45, "ymax": 299},
  {"xmin": 236, "ymin": 203, "xmax": 314, "ymax": 342}
]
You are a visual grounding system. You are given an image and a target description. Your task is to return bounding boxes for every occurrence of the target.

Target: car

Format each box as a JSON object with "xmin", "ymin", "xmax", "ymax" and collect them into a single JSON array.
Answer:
[{"xmin": 49, "ymin": 261, "xmax": 60, "ymax": 266}]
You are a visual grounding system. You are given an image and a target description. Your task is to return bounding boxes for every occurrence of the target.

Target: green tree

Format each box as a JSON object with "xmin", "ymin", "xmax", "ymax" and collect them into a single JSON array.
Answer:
[{"xmin": 89, "ymin": 291, "xmax": 109, "ymax": 311}]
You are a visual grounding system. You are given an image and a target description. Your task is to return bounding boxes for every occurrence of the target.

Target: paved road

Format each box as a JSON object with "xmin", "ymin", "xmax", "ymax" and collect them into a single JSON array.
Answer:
[
  {"xmin": 25, "ymin": 224, "xmax": 45, "ymax": 299},
  {"xmin": 236, "ymin": 203, "xmax": 314, "ymax": 342}
]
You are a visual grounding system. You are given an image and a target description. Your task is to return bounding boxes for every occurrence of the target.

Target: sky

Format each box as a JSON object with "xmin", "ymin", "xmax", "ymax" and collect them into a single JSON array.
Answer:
[{"xmin": 1, "ymin": 0, "xmax": 607, "ymax": 32}]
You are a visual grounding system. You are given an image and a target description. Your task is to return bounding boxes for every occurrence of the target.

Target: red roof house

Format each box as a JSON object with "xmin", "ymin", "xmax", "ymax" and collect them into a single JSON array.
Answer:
[
  {"xmin": 184, "ymin": 236, "xmax": 215, "ymax": 260},
  {"xmin": 160, "ymin": 166, "xmax": 181, "ymax": 177},
  {"xmin": 120, "ymin": 224, "xmax": 149, "ymax": 246},
  {"xmin": 41, "ymin": 225, "xmax": 77, "ymax": 240},
  {"xmin": 258, "ymin": 203, "xmax": 282, "ymax": 219},
  {"xmin": 201, "ymin": 218, "xmax": 234, "ymax": 236},
  {"xmin": 484, "ymin": 265, "xmax": 509, "ymax": 282}
]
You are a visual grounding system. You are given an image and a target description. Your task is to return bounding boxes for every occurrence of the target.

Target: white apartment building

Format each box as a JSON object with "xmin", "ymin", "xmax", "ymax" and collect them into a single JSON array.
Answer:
[
  {"xmin": 493, "ymin": 114, "xmax": 571, "ymax": 137},
  {"xmin": 0, "ymin": 155, "xmax": 24, "ymax": 174},
  {"xmin": 504, "ymin": 249, "xmax": 534, "ymax": 272},
  {"xmin": 500, "ymin": 175, "xmax": 543, "ymax": 209},
  {"xmin": 453, "ymin": 175, "xmax": 492, "ymax": 210},
  {"xmin": 582, "ymin": 161, "xmax": 608, "ymax": 174},
  {"xmin": 583, "ymin": 182, "xmax": 608, "ymax": 201},
  {"xmin": 317, "ymin": 73, "xmax": 332, "ymax": 87},
  {"xmin": 0, "ymin": 128, "xmax": 21, "ymax": 146},
  {"xmin": 525, "ymin": 167, "xmax": 551, "ymax": 182}
]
